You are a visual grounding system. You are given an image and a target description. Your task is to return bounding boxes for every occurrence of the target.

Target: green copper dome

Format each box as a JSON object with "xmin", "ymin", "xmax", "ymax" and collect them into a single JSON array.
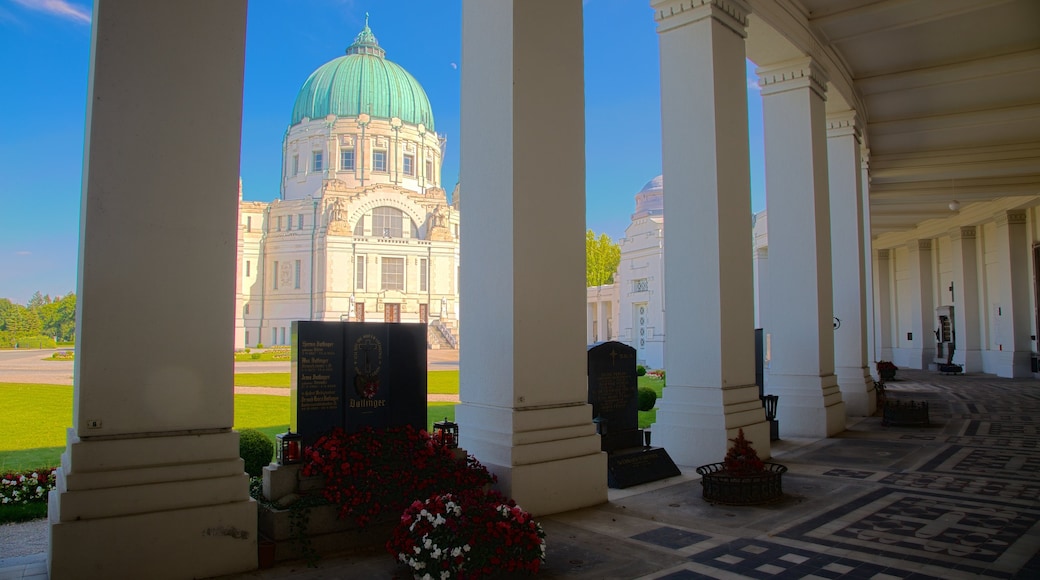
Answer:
[{"xmin": 290, "ymin": 16, "xmax": 435, "ymax": 130}]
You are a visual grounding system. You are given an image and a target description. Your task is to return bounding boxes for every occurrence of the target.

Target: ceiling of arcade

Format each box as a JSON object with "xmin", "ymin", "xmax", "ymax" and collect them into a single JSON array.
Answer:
[{"xmin": 744, "ymin": 0, "xmax": 1040, "ymax": 244}]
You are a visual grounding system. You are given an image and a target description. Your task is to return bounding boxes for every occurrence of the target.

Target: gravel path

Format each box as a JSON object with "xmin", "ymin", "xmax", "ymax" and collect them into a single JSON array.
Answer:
[{"xmin": 0, "ymin": 519, "xmax": 47, "ymax": 559}]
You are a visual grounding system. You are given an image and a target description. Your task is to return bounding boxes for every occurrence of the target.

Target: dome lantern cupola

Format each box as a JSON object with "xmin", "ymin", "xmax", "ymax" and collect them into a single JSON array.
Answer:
[{"xmin": 346, "ymin": 13, "xmax": 385, "ymax": 58}]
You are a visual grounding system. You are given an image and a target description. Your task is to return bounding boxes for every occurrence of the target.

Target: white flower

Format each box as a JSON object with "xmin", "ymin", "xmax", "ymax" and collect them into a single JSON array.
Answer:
[
  {"xmin": 433, "ymin": 514, "xmax": 446, "ymax": 526},
  {"xmin": 414, "ymin": 546, "xmax": 422, "ymax": 555},
  {"xmin": 421, "ymin": 574, "xmax": 432, "ymax": 580},
  {"xmin": 424, "ymin": 537, "xmax": 433, "ymax": 549},
  {"xmin": 440, "ymin": 571, "xmax": 451, "ymax": 580},
  {"xmin": 451, "ymin": 547, "xmax": 462, "ymax": 558},
  {"xmin": 463, "ymin": 544, "xmax": 471, "ymax": 552}
]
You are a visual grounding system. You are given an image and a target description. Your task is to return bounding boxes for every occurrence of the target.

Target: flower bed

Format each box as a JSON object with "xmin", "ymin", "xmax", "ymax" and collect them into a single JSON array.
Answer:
[
  {"xmin": 1, "ymin": 468, "xmax": 57, "ymax": 506},
  {"xmin": 302, "ymin": 425, "xmax": 495, "ymax": 527},
  {"xmin": 388, "ymin": 489, "xmax": 545, "ymax": 580}
]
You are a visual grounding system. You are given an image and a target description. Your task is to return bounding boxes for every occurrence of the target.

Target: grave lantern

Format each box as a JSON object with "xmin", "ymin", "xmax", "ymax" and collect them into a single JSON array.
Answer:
[
  {"xmin": 276, "ymin": 429, "xmax": 303, "ymax": 465},
  {"xmin": 433, "ymin": 417, "xmax": 459, "ymax": 449}
]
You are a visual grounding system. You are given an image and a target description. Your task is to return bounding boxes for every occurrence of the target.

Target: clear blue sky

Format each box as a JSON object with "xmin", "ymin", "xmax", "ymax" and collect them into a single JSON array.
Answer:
[{"xmin": 0, "ymin": 0, "xmax": 765, "ymax": 306}]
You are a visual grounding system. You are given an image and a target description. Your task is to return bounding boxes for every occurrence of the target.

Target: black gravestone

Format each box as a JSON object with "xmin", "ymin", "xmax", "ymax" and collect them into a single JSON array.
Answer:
[
  {"xmin": 291, "ymin": 321, "xmax": 427, "ymax": 447},
  {"xmin": 587, "ymin": 341, "xmax": 643, "ymax": 452},
  {"xmin": 588, "ymin": 341, "xmax": 679, "ymax": 489},
  {"xmin": 292, "ymin": 322, "xmax": 346, "ymax": 447}
]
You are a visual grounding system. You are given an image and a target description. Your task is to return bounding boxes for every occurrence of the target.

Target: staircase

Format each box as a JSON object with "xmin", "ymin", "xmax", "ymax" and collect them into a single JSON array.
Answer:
[{"xmin": 428, "ymin": 319, "xmax": 459, "ymax": 350}]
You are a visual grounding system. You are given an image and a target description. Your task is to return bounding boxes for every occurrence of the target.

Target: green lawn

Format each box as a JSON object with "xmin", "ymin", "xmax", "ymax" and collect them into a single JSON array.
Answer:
[
  {"xmin": 233, "ymin": 370, "xmax": 460, "ymax": 394},
  {"xmin": 637, "ymin": 376, "xmax": 666, "ymax": 429},
  {"xmin": 0, "ymin": 382, "xmax": 459, "ymax": 472}
]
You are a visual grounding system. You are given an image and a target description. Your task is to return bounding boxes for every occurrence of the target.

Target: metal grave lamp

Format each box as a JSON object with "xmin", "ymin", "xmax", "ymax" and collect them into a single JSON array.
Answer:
[
  {"xmin": 276, "ymin": 429, "xmax": 303, "ymax": 465},
  {"xmin": 433, "ymin": 417, "xmax": 459, "ymax": 449}
]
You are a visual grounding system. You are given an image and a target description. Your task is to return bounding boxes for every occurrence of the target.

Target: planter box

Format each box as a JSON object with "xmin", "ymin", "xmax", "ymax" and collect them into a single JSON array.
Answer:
[
  {"xmin": 882, "ymin": 399, "xmax": 930, "ymax": 427},
  {"xmin": 695, "ymin": 462, "xmax": 787, "ymax": 505}
]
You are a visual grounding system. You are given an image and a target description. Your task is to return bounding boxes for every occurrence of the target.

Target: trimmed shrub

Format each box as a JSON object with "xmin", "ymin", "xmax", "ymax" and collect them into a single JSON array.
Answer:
[
  {"xmin": 636, "ymin": 365, "xmax": 647, "ymax": 376},
  {"xmin": 250, "ymin": 352, "xmax": 262, "ymax": 360},
  {"xmin": 239, "ymin": 428, "xmax": 274, "ymax": 477},
  {"xmin": 637, "ymin": 386, "xmax": 657, "ymax": 411}
]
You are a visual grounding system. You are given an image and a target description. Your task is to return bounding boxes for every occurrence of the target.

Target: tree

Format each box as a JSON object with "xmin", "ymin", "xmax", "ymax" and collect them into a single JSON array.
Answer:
[{"xmin": 586, "ymin": 229, "xmax": 620, "ymax": 287}]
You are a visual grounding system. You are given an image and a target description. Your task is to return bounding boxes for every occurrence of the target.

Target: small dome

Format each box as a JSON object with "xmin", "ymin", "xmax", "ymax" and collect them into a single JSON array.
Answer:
[
  {"xmin": 290, "ymin": 16, "xmax": 435, "ymax": 130},
  {"xmin": 633, "ymin": 175, "xmax": 663, "ymax": 219}
]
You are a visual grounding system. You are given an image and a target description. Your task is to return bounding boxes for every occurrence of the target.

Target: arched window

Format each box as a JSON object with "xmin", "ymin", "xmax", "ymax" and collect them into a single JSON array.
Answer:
[
  {"xmin": 353, "ymin": 218, "xmax": 364, "ymax": 236},
  {"xmin": 373, "ymin": 206, "xmax": 404, "ymax": 238}
]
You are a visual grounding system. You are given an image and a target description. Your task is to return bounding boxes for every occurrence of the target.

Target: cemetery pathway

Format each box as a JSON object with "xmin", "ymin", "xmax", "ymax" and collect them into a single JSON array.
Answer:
[{"xmin": 18, "ymin": 370, "xmax": 1040, "ymax": 578}]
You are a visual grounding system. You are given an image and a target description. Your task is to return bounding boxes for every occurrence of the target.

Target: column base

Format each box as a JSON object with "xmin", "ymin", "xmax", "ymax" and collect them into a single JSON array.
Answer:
[
  {"xmin": 48, "ymin": 429, "xmax": 257, "ymax": 580},
  {"xmin": 835, "ymin": 366, "xmax": 876, "ymax": 417},
  {"xmin": 455, "ymin": 402, "xmax": 607, "ymax": 516},
  {"xmin": 995, "ymin": 349, "xmax": 1033, "ymax": 378},
  {"xmin": 653, "ymin": 384, "xmax": 770, "ymax": 467},
  {"xmin": 958, "ymin": 349, "xmax": 983, "ymax": 373},
  {"xmin": 767, "ymin": 374, "xmax": 846, "ymax": 438}
]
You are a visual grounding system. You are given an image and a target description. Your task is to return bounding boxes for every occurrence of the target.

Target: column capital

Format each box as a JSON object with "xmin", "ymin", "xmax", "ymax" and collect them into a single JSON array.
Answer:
[
  {"xmin": 909, "ymin": 239, "xmax": 932, "ymax": 251},
  {"xmin": 652, "ymin": 0, "xmax": 750, "ymax": 37},
  {"xmin": 950, "ymin": 225, "xmax": 977, "ymax": 241},
  {"xmin": 757, "ymin": 57, "xmax": 828, "ymax": 99},
  {"xmin": 826, "ymin": 110, "xmax": 861, "ymax": 141},
  {"xmin": 995, "ymin": 209, "xmax": 1028, "ymax": 226},
  {"xmin": 877, "ymin": 248, "xmax": 890, "ymax": 260}
]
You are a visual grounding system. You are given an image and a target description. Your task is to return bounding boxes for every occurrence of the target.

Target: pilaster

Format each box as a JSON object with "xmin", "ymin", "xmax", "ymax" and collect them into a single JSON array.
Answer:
[
  {"xmin": 906, "ymin": 239, "xmax": 936, "ymax": 369},
  {"xmin": 760, "ymin": 57, "xmax": 845, "ymax": 437},
  {"xmin": 949, "ymin": 226, "xmax": 983, "ymax": 371},
  {"xmin": 827, "ymin": 111, "xmax": 874, "ymax": 416},
  {"xmin": 651, "ymin": 0, "xmax": 770, "ymax": 466},
  {"xmin": 457, "ymin": 0, "xmax": 606, "ymax": 515},
  {"xmin": 992, "ymin": 210, "xmax": 1032, "ymax": 377},
  {"xmin": 875, "ymin": 248, "xmax": 894, "ymax": 363},
  {"xmin": 48, "ymin": 2, "xmax": 255, "ymax": 578}
]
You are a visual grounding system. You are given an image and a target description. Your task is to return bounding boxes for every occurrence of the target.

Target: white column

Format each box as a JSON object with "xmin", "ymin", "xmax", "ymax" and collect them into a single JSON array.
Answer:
[
  {"xmin": 992, "ymin": 210, "xmax": 1032, "ymax": 377},
  {"xmin": 587, "ymin": 302, "xmax": 596, "ymax": 345},
  {"xmin": 597, "ymin": 300, "xmax": 609, "ymax": 342},
  {"xmin": 862, "ymin": 151, "xmax": 877, "ymax": 371},
  {"xmin": 949, "ymin": 226, "xmax": 983, "ymax": 371},
  {"xmin": 753, "ymin": 246, "xmax": 768, "ymax": 329},
  {"xmin": 906, "ymin": 239, "xmax": 935, "ymax": 369},
  {"xmin": 48, "ymin": 2, "xmax": 255, "ymax": 579},
  {"xmin": 874, "ymin": 249, "xmax": 894, "ymax": 362},
  {"xmin": 652, "ymin": 0, "xmax": 770, "ymax": 466},
  {"xmin": 827, "ymin": 111, "xmax": 874, "ymax": 416},
  {"xmin": 759, "ymin": 57, "xmax": 845, "ymax": 438},
  {"xmin": 457, "ymin": 0, "xmax": 606, "ymax": 515}
]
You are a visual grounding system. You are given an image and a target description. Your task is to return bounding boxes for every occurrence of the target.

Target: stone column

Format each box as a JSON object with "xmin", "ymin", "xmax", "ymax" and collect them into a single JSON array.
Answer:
[
  {"xmin": 597, "ymin": 300, "xmax": 609, "ymax": 342},
  {"xmin": 651, "ymin": 0, "xmax": 770, "ymax": 466},
  {"xmin": 992, "ymin": 210, "xmax": 1032, "ymax": 377},
  {"xmin": 587, "ymin": 302, "xmax": 596, "ymax": 345},
  {"xmin": 759, "ymin": 57, "xmax": 845, "ymax": 437},
  {"xmin": 48, "ymin": 2, "xmax": 255, "ymax": 579},
  {"xmin": 906, "ymin": 239, "xmax": 935, "ymax": 369},
  {"xmin": 456, "ymin": 0, "xmax": 606, "ymax": 515},
  {"xmin": 949, "ymin": 226, "xmax": 983, "ymax": 371},
  {"xmin": 754, "ymin": 246, "xmax": 769, "ymax": 330},
  {"xmin": 874, "ymin": 249, "xmax": 894, "ymax": 363},
  {"xmin": 827, "ymin": 111, "xmax": 874, "ymax": 416},
  {"xmin": 861, "ymin": 151, "xmax": 877, "ymax": 369}
]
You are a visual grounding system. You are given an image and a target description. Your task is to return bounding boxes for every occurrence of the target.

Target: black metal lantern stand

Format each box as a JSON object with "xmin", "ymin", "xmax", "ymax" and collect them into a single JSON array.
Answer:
[
  {"xmin": 433, "ymin": 417, "xmax": 459, "ymax": 449},
  {"xmin": 276, "ymin": 429, "xmax": 303, "ymax": 465}
]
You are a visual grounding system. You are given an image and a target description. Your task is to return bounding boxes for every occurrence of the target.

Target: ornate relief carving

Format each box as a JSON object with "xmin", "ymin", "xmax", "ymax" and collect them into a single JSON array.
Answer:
[
  {"xmin": 341, "ymin": 135, "xmax": 354, "ymax": 147},
  {"xmin": 653, "ymin": 0, "xmax": 749, "ymax": 33},
  {"xmin": 951, "ymin": 226, "xmax": 976, "ymax": 240},
  {"xmin": 758, "ymin": 57, "xmax": 828, "ymax": 98},
  {"xmin": 912, "ymin": 239, "xmax": 932, "ymax": 251}
]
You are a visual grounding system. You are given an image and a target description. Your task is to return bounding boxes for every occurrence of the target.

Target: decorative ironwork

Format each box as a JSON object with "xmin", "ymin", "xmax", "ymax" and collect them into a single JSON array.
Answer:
[{"xmin": 695, "ymin": 462, "xmax": 787, "ymax": 505}]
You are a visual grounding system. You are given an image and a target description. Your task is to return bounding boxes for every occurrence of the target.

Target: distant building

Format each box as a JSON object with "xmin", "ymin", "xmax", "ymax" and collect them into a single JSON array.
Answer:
[
  {"xmin": 236, "ymin": 19, "xmax": 459, "ymax": 349},
  {"xmin": 587, "ymin": 176, "xmax": 665, "ymax": 368}
]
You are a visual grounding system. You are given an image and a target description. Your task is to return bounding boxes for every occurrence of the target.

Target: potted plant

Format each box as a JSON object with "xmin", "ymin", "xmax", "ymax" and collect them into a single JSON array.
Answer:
[
  {"xmin": 876, "ymin": 360, "xmax": 898, "ymax": 381},
  {"xmin": 695, "ymin": 429, "xmax": 786, "ymax": 505}
]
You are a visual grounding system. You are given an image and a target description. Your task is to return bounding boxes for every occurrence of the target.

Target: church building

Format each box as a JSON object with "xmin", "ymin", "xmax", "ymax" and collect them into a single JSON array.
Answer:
[{"xmin": 236, "ymin": 18, "xmax": 460, "ymax": 350}]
